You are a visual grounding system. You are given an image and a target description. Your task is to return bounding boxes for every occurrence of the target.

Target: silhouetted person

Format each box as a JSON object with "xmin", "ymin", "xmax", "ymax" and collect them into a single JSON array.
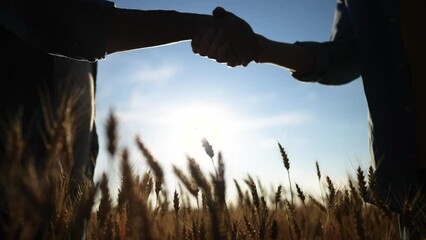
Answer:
[
  {"xmin": 193, "ymin": 4, "xmax": 425, "ymax": 239},
  {"xmin": 0, "ymin": 1, "xmax": 251, "ymax": 238}
]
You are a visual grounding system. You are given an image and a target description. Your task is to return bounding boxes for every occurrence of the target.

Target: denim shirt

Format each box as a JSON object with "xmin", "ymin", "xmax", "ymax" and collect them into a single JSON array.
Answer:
[{"xmin": 293, "ymin": 0, "xmax": 418, "ymax": 211}]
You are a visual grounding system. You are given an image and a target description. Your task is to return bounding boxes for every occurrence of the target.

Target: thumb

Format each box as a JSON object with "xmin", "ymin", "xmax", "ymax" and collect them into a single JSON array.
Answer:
[{"xmin": 213, "ymin": 7, "xmax": 227, "ymax": 18}]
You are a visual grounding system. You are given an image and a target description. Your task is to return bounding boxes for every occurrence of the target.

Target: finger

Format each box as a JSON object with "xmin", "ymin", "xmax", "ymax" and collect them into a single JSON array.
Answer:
[
  {"xmin": 215, "ymin": 42, "xmax": 242, "ymax": 66},
  {"xmin": 215, "ymin": 41, "xmax": 231, "ymax": 63},
  {"xmin": 242, "ymin": 59, "xmax": 251, "ymax": 67},
  {"xmin": 206, "ymin": 28, "xmax": 226, "ymax": 59},
  {"xmin": 191, "ymin": 33, "xmax": 201, "ymax": 54},
  {"xmin": 230, "ymin": 44, "xmax": 247, "ymax": 66},
  {"xmin": 232, "ymin": 40, "xmax": 255, "ymax": 67},
  {"xmin": 226, "ymin": 51, "xmax": 242, "ymax": 68},
  {"xmin": 241, "ymin": 46, "xmax": 253, "ymax": 66},
  {"xmin": 227, "ymin": 61, "xmax": 238, "ymax": 68},
  {"xmin": 198, "ymin": 28, "xmax": 217, "ymax": 57}
]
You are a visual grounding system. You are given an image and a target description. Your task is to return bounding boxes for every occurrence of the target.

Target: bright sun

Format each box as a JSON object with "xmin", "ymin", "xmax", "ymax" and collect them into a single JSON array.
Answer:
[{"xmin": 168, "ymin": 103, "xmax": 237, "ymax": 163}]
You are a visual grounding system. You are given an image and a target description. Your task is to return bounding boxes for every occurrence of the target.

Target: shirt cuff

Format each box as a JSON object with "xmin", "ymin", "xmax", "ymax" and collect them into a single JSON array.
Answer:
[
  {"xmin": 291, "ymin": 41, "xmax": 329, "ymax": 83},
  {"xmin": 63, "ymin": 0, "xmax": 116, "ymax": 62}
]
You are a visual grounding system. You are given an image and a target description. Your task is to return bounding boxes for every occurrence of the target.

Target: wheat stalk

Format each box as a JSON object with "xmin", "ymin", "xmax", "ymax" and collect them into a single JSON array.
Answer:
[
  {"xmin": 278, "ymin": 142, "xmax": 294, "ymax": 205},
  {"xmin": 135, "ymin": 135, "xmax": 164, "ymax": 203}
]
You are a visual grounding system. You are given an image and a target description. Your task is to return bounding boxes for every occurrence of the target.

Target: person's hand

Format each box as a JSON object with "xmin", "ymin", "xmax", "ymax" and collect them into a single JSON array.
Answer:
[{"xmin": 192, "ymin": 7, "xmax": 259, "ymax": 67}]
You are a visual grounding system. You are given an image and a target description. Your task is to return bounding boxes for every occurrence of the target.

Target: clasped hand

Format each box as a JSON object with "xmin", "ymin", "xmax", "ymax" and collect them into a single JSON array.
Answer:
[{"xmin": 192, "ymin": 7, "xmax": 259, "ymax": 67}]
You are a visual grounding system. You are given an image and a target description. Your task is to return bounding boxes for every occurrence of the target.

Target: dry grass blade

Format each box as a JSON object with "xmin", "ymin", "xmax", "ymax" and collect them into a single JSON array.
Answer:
[
  {"xmin": 106, "ymin": 111, "xmax": 118, "ymax": 157},
  {"xmin": 367, "ymin": 166, "xmax": 375, "ymax": 190},
  {"xmin": 187, "ymin": 157, "xmax": 223, "ymax": 240},
  {"xmin": 315, "ymin": 161, "xmax": 321, "ymax": 181},
  {"xmin": 278, "ymin": 142, "xmax": 290, "ymax": 171},
  {"xmin": 173, "ymin": 165, "xmax": 199, "ymax": 200},
  {"xmin": 231, "ymin": 221, "xmax": 239, "ymax": 240},
  {"xmin": 187, "ymin": 157, "xmax": 211, "ymax": 199},
  {"xmin": 70, "ymin": 180, "xmax": 96, "ymax": 240},
  {"xmin": 349, "ymin": 179, "xmax": 362, "ymax": 209},
  {"xmin": 275, "ymin": 185, "xmax": 282, "ymax": 210},
  {"xmin": 309, "ymin": 195, "xmax": 326, "ymax": 212},
  {"xmin": 270, "ymin": 219, "xmax": 279, "ymax": 240},
  {"xmin": 354, "ymin": 208, "xmax": 366, "ymax": 240},
  {"xmin": 201, "ymin": 138, "xmax": 218, "ymax": 177},
  {"xmin": 1, "ymin": 103, "xmax": 417, "ymax": 240},
  {"xmin": 234, "ymin": 179, "xmax": 245, "ymax": 207},
  {"xmin": 356, "ymin": 167, "xmax": 369, "ymax": 203},
  {"xmin": 135, "ymin": 135, "xmax": 164, "ymax": 198},
  {"xmin": 244, "ymin": 175, "xmax": 260, "ymax": 211},
  {"xmin": 173, "ymin": 190, "xmax": 180, "ymax": 217},
  {"xmin": 278, "ymin": 142, "xmax": 294, "ymax": 205},
  {"xmin": 295, "ymin": 184, "xmax": 306, "ymax": 209},
  {"xmin": 326, "ymin": 176, "xmax": 336, "ymax": 208},
  {"xmin": 2, "ymin": 118, "xmax": 24, "ymax": 168},
  {"xmin": 173, "ymin": 189, "xmax": 180, "ymax": 237},
  {"xmin": 243, "ymin": 215, "xmax": 256, "ymax": 238},
  {"xmin": 212, "ymin": 152, "xmax": 226, "ymax": 208},
  {"xmin": 201, "ymin": 138, "xmax": 214, "ymax": 159},
  {"xmin": 286, "ymin": 199, "xmax": 302, "ymax": 240},
  {"xmin": 98, "ymin": 174, "xmax": 112, "ymax": 227},
  {"xmin": 117, "ymin": 148, "xmax": 132, "ymax": 209}
]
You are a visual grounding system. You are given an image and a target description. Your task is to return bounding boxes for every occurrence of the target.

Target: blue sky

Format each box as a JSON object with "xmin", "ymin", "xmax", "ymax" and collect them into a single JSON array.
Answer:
[{"xmin": 94, "ymin": 0, "xmax": 370, "ymax": 202}]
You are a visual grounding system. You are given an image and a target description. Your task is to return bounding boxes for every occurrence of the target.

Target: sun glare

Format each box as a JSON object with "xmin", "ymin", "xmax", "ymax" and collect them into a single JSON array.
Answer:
[{"xmin": 169, "ymin": 103, "xmax": 237, "ymax": 164}]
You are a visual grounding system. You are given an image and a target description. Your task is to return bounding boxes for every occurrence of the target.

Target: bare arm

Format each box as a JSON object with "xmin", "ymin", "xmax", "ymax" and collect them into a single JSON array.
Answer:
[
  {"xmin": 0, "ymin": 1, "xmax": 214, "ymax": 61},
  {"xmin": 193, "ymin": 6, "xmax": 360, "ymax": 85},
  {"xmin": 107, "ymin": 8, "xmax": 214, "ymax": 54},
  {"xmin": 191, "ymin": 7, "xmax": 314, "ymax": 74},
  {"xmin": 255, "ymin": 34, "xmax": 360, "ymax": 85},
  {"xmin": 255, "ymin": 34, "xmax": 315, "ymax": 75}
]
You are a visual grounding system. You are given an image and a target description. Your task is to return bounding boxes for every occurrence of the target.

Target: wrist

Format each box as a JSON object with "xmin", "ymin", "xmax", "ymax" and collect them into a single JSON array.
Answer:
[
  {"xmin": 191, "ymin": 14, "xmax": 214, "ymax": 38},
  {"xmin": 254, "ymin": 34, "xmax": 268, "ymax": 63}
]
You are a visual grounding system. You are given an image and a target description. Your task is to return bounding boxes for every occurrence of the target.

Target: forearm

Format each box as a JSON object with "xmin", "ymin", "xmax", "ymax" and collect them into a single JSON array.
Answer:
[
  {"xmin": 107, "ymin": 8, "xmax": 213, "ymax": 54},
  {"xmin": 255, "ymin": 34, "xmax": 315, "ymax": 75}
]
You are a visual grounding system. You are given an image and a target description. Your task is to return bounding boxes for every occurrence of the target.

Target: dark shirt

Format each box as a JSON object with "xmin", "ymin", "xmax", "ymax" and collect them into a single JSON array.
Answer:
[
  {"xmin": 1, "ymin": 1, "xmax": 115, "ymax": 237},
  {"xmin": 0, "ymin": 0, "xmax": 113, "ymax": 61},
  {"xmin": 0, "ymin": 0, "xmax": 115, "ymax": 177},
  {"xmin": 293, "ymin": 0, "xmax": 424, "ymax": 212},
  {"xmin": 399, "ymin": 0, "xmax": 426, "ymax": 170}
]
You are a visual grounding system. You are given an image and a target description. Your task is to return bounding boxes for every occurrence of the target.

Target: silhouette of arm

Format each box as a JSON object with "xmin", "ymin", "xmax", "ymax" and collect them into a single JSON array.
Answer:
[
  {"xmin": 285, "ymin": 1, "xmax": 361, "ymax": 85},
  {"xmin": 191, "ymin": 8, "xmax": 317, "ymax": 78},
  {"xmin": 254, "ymin": 35, "xmax": 316, "ymax": 77},
  {"xmin": 0, "ymin": 1, "xmax": 213, "ymax": 61},
  {"xmin": 0, "ymin": 1, "xmax": 115, "ymax": 61},
  {"xmin": 193, "ymin": 4, "xmax": 361, "ymax": 85},
  {"xmin": 106, "ymin": 8, "xmax": 213, "ymax": 55},
  {"xmin": 192, "ymin": 7, "xmax": 259, "ymax": 68},
  {"xmin": 255, "ymin": 35, "xmax": 361, "ymax": 86},
  {"xmin": 254, "ymin": 1, "xmax": 361, "ymax": 85}
]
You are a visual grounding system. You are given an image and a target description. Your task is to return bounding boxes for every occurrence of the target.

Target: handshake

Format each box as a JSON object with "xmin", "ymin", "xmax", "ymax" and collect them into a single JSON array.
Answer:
[{"xmin": 191, "ymin": 7, "xmax": 261, "ymax": 68}]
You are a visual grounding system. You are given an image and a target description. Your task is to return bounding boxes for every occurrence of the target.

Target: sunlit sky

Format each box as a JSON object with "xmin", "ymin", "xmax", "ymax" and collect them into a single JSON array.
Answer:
[{"xmin": 93, "ymin": 0, "xmax": 369, "ymax": 202}]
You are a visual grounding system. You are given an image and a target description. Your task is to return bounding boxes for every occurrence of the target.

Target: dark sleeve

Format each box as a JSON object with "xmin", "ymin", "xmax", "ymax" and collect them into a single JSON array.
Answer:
[
  {"xmin": 292, "ymin": 0, "xmax": 361, "ymax": 85},
  {"xmin": 0, "ymin": 0, "xmax": 115, "ymax": 62}
]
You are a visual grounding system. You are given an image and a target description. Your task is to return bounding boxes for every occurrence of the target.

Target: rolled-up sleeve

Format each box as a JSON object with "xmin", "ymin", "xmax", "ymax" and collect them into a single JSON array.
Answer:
[
  {"xmin": 0, "ymin": 0, "xmax": 115, "ymax": 62},
  {"xmin": 292, "ymin": 0, "xmax": 361, "ymax": 85}
]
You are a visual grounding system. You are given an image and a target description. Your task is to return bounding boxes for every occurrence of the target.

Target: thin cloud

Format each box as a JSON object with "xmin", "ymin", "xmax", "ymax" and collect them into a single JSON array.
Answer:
[
  {"xmin": 238, "ymin": 112, "xmax": 311, "ymax": 130},
  {"xmin": 113, "ymin": 107, "xmax": 311, "ymax": 131},
  {"xmin": 131, "ymin": 62, "xmax": 180, "ymax": 83},
  {"xmin": 114, "ymin": 111, "xmax": 178, "ymax": 126},
  {"xmin": 245, "ymin": 93, "xmax": 277, "ymax": 104}
]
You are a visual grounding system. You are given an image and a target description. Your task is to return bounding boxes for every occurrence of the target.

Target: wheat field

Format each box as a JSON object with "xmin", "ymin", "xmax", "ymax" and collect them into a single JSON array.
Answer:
[{"xmin": 0, "ymin": 110, "xmax": 425, "ymax": 240}]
